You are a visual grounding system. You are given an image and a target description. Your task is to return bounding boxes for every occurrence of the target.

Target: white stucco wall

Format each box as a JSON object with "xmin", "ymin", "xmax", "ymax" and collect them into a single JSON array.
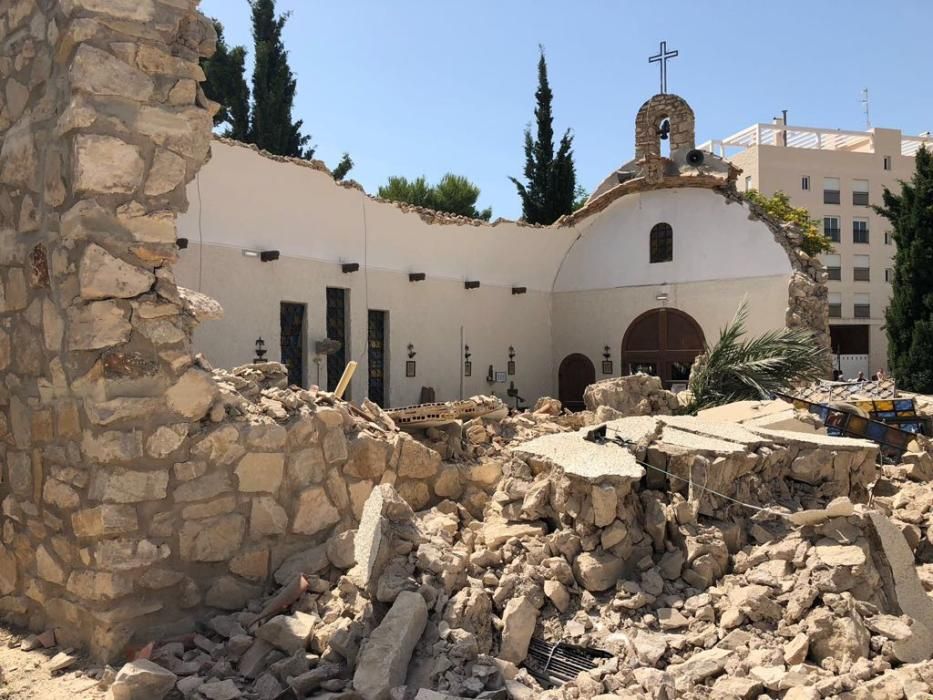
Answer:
[
  {"xmin": 175, "ymin": 140, "xmax": 803, "ymax": 407},
  {"xmin": 553, "ymin": 188, "xmax": 793, "ymax": 292}
]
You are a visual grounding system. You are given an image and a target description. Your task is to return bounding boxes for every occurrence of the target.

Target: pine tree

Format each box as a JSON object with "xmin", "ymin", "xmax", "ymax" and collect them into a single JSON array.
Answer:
[
  {"xmin": 510, "ymin": 47, "xmax": 577, "ymax": 225},
  {"xmin": 378, "ymin": 174, "xmax": 492, "ymax": 220},
  {"xmin": 875, "ymin": 146, "xmax": 933, "ymax": 391},
  {"xmin": 332, "ymin": 153, "xmax": 354, "ymax": 181},
  {"xmin": 248, "ymin": 0, "xmax": 313, "ymax": 159},
  {"xmin": 202, "ymin": 20, "xmax": 250, "ymax": 140}
]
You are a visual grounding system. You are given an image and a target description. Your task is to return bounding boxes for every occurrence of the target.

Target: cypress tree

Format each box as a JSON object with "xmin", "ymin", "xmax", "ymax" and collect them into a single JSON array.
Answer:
[
  {"xmin": 875, "ymin": 146, "xmax": 933, "ymax": 391},
  {"xmin": 248, "ymin": 0, "xmax": 313, "ymax": 159},
  {"xmin": 510, "ymin": 47, "xmax": 577, "ymax": 225},
  {"xmin": 202, "ymin": 20, "xmax": 250, "ymax": 141}
]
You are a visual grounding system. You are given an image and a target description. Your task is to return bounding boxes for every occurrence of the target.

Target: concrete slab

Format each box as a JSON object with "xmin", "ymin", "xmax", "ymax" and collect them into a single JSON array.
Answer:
[
  {"xmin": 659, "ymin": 426, "xmax": 747, "ymax": 455},
  {"xmin": 662, "ymin": 415, "xmax": 771, "ymax": 448},
  {"xmin": 603, "ymin": 416, "xmax": 661, "ymax": 443},
  {"xmin": 748, "ymin": 426, "xmax": 876, "ymax": 450},
  {"xmin": 515, "ymin": 430, "xmax": 644, "ymax": 483}
]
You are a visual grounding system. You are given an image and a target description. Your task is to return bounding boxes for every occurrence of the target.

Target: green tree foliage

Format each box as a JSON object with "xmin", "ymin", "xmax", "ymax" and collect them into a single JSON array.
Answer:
[
  {"xmin": 248, "ymin": 0, "xmax": 313, "ymax": 159},
  {"xmin": 332, "ymin": 153, "xmax": 354, "ymax": 181},
  {"xmin": 685, "ymin": 300, "xmax": 826, "ymax": 411},
  {"xmin": 875, "ymin": 146, "xmax": 933, "ymax": 391},
  {"xmin": 572, "ymin": 185, "xmax": 589, "ymax": 211},
  {"xmin": 201, "ymin": 20, "xmax": 250, "ymax": 140},
  {"xmin": 510, "ymin": 47, "xmax": 577, "ymax": 225},
  {"xmin": 377, "ymin": 174, "xmax": 492, "ymax": 220},
  {"xmin": 744, "ymin": 190, "xmax": 833, "ymax": 256}
]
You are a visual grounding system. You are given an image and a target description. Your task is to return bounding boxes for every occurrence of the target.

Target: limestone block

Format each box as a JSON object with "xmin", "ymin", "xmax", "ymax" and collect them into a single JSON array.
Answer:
[
  {"xmin": 7, "ymin": 452, "xmax": 32, "ymax": 498},
  {"xmin": 116, "ymin": 203, "xmax": 177, "ymax": 244},
  {"xmin": 191, "ymin": 425, "xmax": 244, "ymax": 464},
  {"xmin": 67, "ymin": 301, "xmax": 132, "ymax": 350},
  {"xmin": 326, "ymin": 530, "xmax": 356, "ymax": 570},
  {"xmin": 236, "ymin": 453, "xmax": 284, "ymax": 493},
  {"xmin": 245, "ymin": 424, "xmax": 287, "ymax": 451},
  {"xmin": 79, "ymin": 244, "xmax": 154, "ymax": 300},
  {"xmin": 353, "ymin": 591, "xmax": 427, "ymax": 699},
  {"xmin": 180, "ymin": 514, "xmax": 245, "ymax": 562},
  {"xmin": 89, "ymin": 467, "xmax": 168, "ymax": 503},
  {"xmin": 229, "ymin": 547, "xmax": 269, "ymax": 580},
  {"xmin": 205, "ymin": 575, "xmax": 260, "ymax": 610},
  {"xmin": 173, "ymin": 461, "xmax": 206, "ymax": 482},
  {"xmin": 287, "ymin": 447, "xmax": 326, "ymax": 487},
  {"xmin": 62, "ymin": 0, "xmax": 156, "ymax": 22},
  {"xmin": 81, "ymin": 430, "xmax": 143, "ymax": 464},
  {"xmin": 181, "ymin": 494, "xmax": 236, "ymax": 520},
  {"xmin": 135, "ymin": 44, "xmax": 203, "ymax": 79},
  {"xmin": 544, "ymin": 580, "xmax": 570, "ymax": 613},
  {"xmin": 348, "ymin": 480, "xmax": 374, "ymax": 521},
  {"xmin": 434, "ymin": 465, "xmax": 463, "ymax": 499},
  {"xmin": 257, "ymin": 611, "xmax": 317, "ymax": 654},
  {"xmin": 94, "ymin": 539, "xmax": 170, "ymax": 571},
  {"xmin": 66, "ymin": 570, "xmax": 132, "ymax": 601},
  {"xmin": 146, "ymin": 424, "xmax": 188, "ymax": 458},
  {"xmin": 322, "ymin": 428, "xmax": 348, "ymax": 464},
  {"xmin": 292, "ymin": 487, "xmax": 340, "ymax": 536},
  {"xmin": 86, "ymin": 398, "xmax": 165, "ymax": 427},
  {"xmin": 174, "ymin": 470, "xmax": 232, "ymax": 502},
  {"xmin": 109, "ymin": 658, "xmax": 176, "ymax": 700},
  {"xmin": 395, "ymin": 433, "xmax": 442, "ymax": 479},
  {"xmin": 573, "ymin": 551, "xmax": 624, "ymax": 592},
  {"xmin": 499, "ymin": 596, "xmax": 538, "ymax": 664},
  {"xmin": 0, "ymin": 120, "xmax": 38, "ymax": 191},
  {"xmin": 73, "ymin": 135, "xmax": 144, "ymax": 195},
  {"xmin": 396, "ymin": 480, "xmax": 430, "ymax": 511},
  {"xmin": 591, "ymin": 484, "xmax": 618, "ymax": 528},
  {"xmin": 250, "ymin": 496, "xmax": 287, "ymax": 537},
  {"xmin": 36, "ymin": 544, "xmax": 67, "ymax": 584},
  {"xmin": 166, "ymin": 369, "xmax": 218, "ymax": 421},
  {"xmin": 72, "ymin": 505, "xmax": 139, "ymax": 538},
  {"xmin": 42, "ymin": 479, "xmax": 80, "ymax": 510},
  {"xmin": 145, "ymin": 149, "xmax": 187, "ymax": 196},
  {"xmin": 69, "ymin": 44, "xmax": 154, "ymax": 101},
  {"xmin": 0, "ymin": 548, "xmax": 17, "ymax": 595},
  {"xmin": 274, "ymin": 544, "xmax": 329, "ymax": 586}
]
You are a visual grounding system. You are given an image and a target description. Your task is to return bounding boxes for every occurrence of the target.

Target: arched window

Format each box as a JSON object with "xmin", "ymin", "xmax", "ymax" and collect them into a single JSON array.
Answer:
[{"xmin": 650, "ymin": 223, "xmax": 673, "ymax": 263}]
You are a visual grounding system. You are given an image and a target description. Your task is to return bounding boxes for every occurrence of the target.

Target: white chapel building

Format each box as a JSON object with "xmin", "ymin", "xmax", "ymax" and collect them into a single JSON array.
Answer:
[{"xmin": 174, "ymin": 93, "xmax": 826, "ymax": 409}]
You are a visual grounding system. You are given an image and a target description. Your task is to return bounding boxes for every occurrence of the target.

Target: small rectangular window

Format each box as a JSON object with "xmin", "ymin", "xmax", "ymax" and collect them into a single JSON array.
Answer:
[
  {"xmin": 801, "ymin": 176, "xmax": 810, "ymax": 191},
  {"xmin": 853, "ymin": 254, "xmax": 870, "ymax": 281},
  {"xmin": 854, "ymin": 293, "xmax": 871, "ymax": 319},
  {"xmin": 824, "ymin": 253, "xmax": 841, "ymax": 281},
  {"xmin": 885, "ymin": 267, "xmax": 894, "ymax": 283},
  {"xmin": 823, "ymin": 177, "xmax": 841, "ymax": 204},
  {"xmin": 823, "ymin": 216, "xmax": 840, "ymax": 243},
  {"xmin": 852, "ymin": 179, "xmax": 869, "ymax": 206},
  {"xmin": 828, "ymin": 292, "xmax": 842, "ymax": 319},
  {"xmin": 744, "ymin": 176, "xmax": 752, "ymax": 192},
  {"xmin": 884, "ymin": 156, "xmax": 892, "ymax": 171},
  {"xmin": 853, "ymin": 218, "xmax": 869, "ymax": 244},
  {"xmin": 884, "ymin": 231, "xmax": 893, "ymax": 245}
]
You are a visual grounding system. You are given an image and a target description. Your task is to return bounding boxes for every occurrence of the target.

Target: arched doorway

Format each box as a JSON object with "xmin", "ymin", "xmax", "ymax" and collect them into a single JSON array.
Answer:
[
  {"xmin": 558, "ymin": 353, "xmax": 596, "ymax": 412},
  {"xmin": 621, "ymin": 308, "xmax": 705, "ymax": 388}
]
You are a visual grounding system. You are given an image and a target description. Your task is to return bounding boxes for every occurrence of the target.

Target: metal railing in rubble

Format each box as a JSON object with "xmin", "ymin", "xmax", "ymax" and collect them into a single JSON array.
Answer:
[{"xmin": 524, "ymin": 638, "xmax": 613, "ymax": 687}]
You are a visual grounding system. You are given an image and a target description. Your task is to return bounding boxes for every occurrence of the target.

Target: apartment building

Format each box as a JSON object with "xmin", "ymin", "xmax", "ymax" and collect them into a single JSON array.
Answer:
[{"xmin": 702, "ymin": 121, "xmax": 933, "ymax": 378}]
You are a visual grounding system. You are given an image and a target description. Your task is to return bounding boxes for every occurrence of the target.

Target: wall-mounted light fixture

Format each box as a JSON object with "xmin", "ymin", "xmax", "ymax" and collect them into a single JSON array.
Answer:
[
  {"xmin": 260, "ymin": 250, "xmax": 280, "ymax": 262},
  {"xmin": 176, "ymin": 238, "xmax": 189, "ymax": 249},
  {"xmin": 602, "ymin": 345, "xmax": 613, "ymax": 374},
  {"xmin": 507, "ymin": 346, "xmax": 516, "ymax": 376},
  {"xmin": 342, "ymin": 262, "xmax": 360, "ymax": 273},
  {"xmin": 409, "ymin": 272, "xmax": 426, "ymax": 282},
  {"xmin": 242, "ymin": 249, "xmax": 260, "ymax": 258},
  {"xmin": 465, "ymin": 280, "xmax": 480, "ymax": 290},
  {"xmin": 655, "ymin": 293, "xmax": 669, "ymax": 302},
  {"xmin": 464, "ymin": 344, "xmax": 472, "ymax": 377},
  {"xmin": 254, "ymin": 337, "xmax": 267, "ymax": 363},
  {"xmin": 511, "ymin": 286, "xmax": 527, "ymax": 295},
  {"xmin": 406, "ymin": 343, "xmax": 417, "ymax": 377}
]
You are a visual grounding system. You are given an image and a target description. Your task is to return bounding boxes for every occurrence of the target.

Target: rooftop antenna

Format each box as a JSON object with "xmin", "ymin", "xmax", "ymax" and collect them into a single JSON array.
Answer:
[{"xmin": 859, "ymin": 88, "xmax": 871, "ymax": 130}]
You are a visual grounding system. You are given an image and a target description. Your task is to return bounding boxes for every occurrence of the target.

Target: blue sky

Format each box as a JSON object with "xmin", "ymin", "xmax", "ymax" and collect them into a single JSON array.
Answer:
[{"xmin": 199, "ymin": 0, "xmax": 933, "ymax": 220}]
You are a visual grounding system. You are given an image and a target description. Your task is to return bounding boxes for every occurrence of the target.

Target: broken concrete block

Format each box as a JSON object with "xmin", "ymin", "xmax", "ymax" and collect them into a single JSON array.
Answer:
[
  {"xmin": 109, "ymin": 659, "xmax": 177, "ymax": 700},
  {"xmin": 499, "ymin": 596, "xmax": 538, "ymax": 664}
]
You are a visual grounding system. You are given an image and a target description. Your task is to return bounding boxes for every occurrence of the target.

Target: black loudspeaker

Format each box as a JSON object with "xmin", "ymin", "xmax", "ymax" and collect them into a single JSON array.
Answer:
[{"xmin": 686, "ymin": 149, "xmax": 705, "ymax": 166}]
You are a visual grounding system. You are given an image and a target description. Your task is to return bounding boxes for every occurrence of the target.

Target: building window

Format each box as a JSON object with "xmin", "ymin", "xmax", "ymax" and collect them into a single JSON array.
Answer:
[
  {"xmin": 884, "ymin": 231, "xmax": 893, "ymax": 245},
  {"xmin": 744, "ymin": 176, "xmax": 752, "ymax": 192},
  {"xmin": 823, "ymin": 216, "xmax": 840, "ymax": 243},
  {"xmin": 853, "ymin": 218, "xmax": 869, "ymax": 244},
  {"xmin": 828, "ymin": 292, "xmax": 842, "ymax": 319},
  {"xmin": 885, "ymin": 267, "xmax": 894, "ymax": 283},
  {"xmin": 824, "ymin": 254, "xmax": 841, "ymax": 281},
  {"xmin": 853, "ymin": 255, "xmax": 870, "ymax": 282},
  {"xmin": 854, "ymin": 293, "xmax": 871, "ymax": 319},
  {"xmin": 326, "ymin": 287, "xmax": 349, "ymax": 393},
  {"xmin": 852, "ymin": 179, "xmax": 869, "ymax": 206},
  {"xmin": 649, "ymin": 223, "xmax": 673, "ymax": 263},
  {"xmin": 823, "ymin": 177, "xmax": 841, "ymax": 204},
  {"xmin": 801, "ymin": 176, "xmax": 810, "ymax": 191},
  {"xmin": 883, "ymin": 156, "xmax": 892, "ymax": 171}
]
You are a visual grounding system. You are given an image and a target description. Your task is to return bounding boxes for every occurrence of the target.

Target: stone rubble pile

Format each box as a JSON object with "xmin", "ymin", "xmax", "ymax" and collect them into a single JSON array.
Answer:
[{"xmin": 65, "ymin": 387, "xmax": 933, "ymax": 700}]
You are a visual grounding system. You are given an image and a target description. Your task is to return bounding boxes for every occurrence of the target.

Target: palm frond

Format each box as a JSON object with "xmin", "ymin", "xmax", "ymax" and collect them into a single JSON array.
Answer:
[{"xmin": 686, "ymin": 300, "xmax": 826, "ymax": 412}]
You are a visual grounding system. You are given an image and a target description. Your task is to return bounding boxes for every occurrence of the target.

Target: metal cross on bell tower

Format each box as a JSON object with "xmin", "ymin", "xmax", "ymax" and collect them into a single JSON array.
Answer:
[{"xmin": 648, "ymin": 41, "xmax": 679, "ymax": 94}]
